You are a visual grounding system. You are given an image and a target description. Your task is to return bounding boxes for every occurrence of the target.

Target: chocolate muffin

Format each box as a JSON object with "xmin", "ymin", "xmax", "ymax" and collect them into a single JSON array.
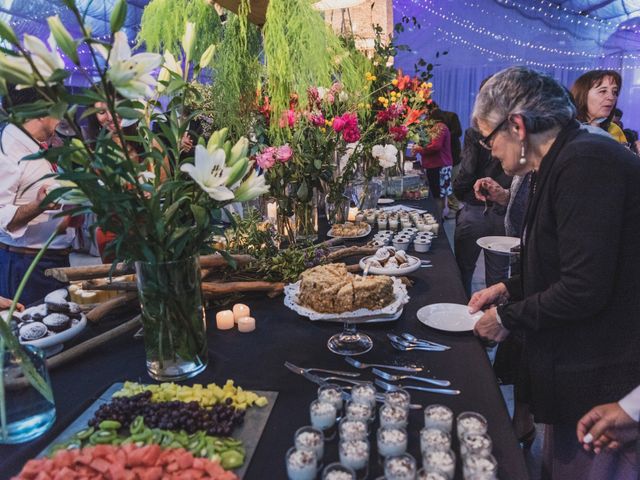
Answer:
[
  {"xmin": 66, "ymin": 302, "xmax": 83, "ymax": 320},
  {"xmin": 20, "ymin": 304, "xmax": 48, "ymax": 322},
  {"xmin": 45, "ymin": 289, "xmax": 70, "ymax": 313},
  {"xmin": 43, "ymin": 313, "xmax": 71, "ymax": 333},
  {"xmin": 19, "ymin": 322, "xmax": 48, "ymax": 341}
]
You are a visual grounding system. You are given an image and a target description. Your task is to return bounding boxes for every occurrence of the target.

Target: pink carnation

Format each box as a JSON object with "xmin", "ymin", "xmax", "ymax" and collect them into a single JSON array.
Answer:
[
  {"xmin": 332, "ymin": 116, "xmax": 346, "ymax": 133},
  {"xmin": 256, "ymin": 147, "xmax": 277, "ymax": 169},
  {"xmin": 343, "ymin": 126, "xmax": 361, "ymax": 143},
  {"xmin": 276, "ymin": 144, "xmax": 293, "ymax": 163},
  {"xmin": 279, "ymin": 109, "xmax": 296, "ymax": 128},
  {"xmin": 310, "ymin": 113, "xmax": 326, "ymax": 127}
]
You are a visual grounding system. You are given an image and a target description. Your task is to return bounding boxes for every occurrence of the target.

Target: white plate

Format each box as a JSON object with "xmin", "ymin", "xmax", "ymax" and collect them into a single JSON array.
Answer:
[
  {"xmin": 359, "ymin": 255, "xmax": 421, "ymax": 276},
  {"xmin": 377, "ymin": 198, "xmax": 395, "ymax": 204},
  {"xmin": 327, "ymin": 224, "xmax": 371, "ymax": 239},
  {"xmin": 476, "ymin": 236, "xmax": 520, "ymax": 255},
  {"xmin": 416, "ymin": 303, "xmax": 483, "ymax": 332},
  {"xmin": 20, "ymin": 314, "xmax": 87, "ymax": 349}
]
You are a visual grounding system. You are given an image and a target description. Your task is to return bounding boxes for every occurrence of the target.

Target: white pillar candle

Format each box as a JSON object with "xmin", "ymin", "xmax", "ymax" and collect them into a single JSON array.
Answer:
[
  {"xmin": 216, "ymin": 310, "xmax": 235, "ymax": 330},
  {"xmin": 232, "ymin": 303, "xmax": 250, "ymax": 323},
  {"xmin": 238, "ymin": 316, "xmax": 256, "ymax": 333},
  {"xmin": 348, "ymin": 207, "xmax": 359, "ymax": 222},
  {"xmin": 267, "ymin": 201, "xmax": 277, "ymax": 223}
]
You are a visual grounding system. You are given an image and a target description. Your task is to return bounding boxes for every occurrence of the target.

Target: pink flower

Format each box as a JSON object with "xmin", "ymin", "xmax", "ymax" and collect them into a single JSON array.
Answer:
[
  {"xmin": 342, "ymin": 112, "xmax": 358, "ymax": 129},
  {"xmin": 332, "ymin": 116, "xmax": 346, "ymax": 132},
  {"xmin": 343, "ymin": 126, "xmax": 361, "ymax": 143},
  {"xmin": 256, "ymin": 147, "xmax": 277, "ymax": 169},
  {"xmin": 330, "ymin": 82, "xmax": 343, "ymax": 94},
  {"xmin": 390, "ymin": 125, "xmax": 409, "ymax": 142},
  {"xmin": 307, "ymin": 86, "xmax": 319, "ymax": 104},
  {"xmin": 279, "ymin": 109, "xmax": 296, "ymax": 128},
  {"xmin": 276, "ymin": 144, "xmax": 293, "ymax": 163},
  {"xmin": 325, "ymin": 92, "xmax": 335, "ymax": 104},
  {"xmin": 310, "ymin": 113, "xmax": 325, "ymax": 127}
]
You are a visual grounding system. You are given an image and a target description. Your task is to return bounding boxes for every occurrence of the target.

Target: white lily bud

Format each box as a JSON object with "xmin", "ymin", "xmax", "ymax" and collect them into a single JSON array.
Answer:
[
  {"xmin": 199, "ymin": 44, "xmax": 216, "ymax": 69},
  {"xmin": 47, "ymin": 15, "xmax": 79, "ymax": 65},
  {"xmin": 182, "ymin": 22, "xmax": 196, "ymax": 63}
]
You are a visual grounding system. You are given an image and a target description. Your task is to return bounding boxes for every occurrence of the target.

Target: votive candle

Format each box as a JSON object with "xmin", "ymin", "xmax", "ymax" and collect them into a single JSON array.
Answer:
[
  {"xmin": 233, "ymin": 303, "xmax": 250, "ymax": 323},
  {"xmin": 216, "ymin": 310, "xmax": 235, "ymax": 330},
  {"xmin": 238, "ymin": 316, "xmax": 256, "ymax": 333}
]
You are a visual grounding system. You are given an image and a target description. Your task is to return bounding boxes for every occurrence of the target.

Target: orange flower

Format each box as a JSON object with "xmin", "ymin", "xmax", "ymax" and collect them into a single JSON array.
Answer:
[
  {"xmin": 404, "ymin": 107, "xmax": 425, "ymax": 126},
  {"xmin": 395, "ymin": 69, "xmax": 411, "ymax": 91}
]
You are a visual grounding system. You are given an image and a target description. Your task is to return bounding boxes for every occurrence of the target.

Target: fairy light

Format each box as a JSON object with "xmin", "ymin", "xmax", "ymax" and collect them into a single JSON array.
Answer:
[{"xmin": 396, "ymin": 0, "xmax": 640, "ymax": 64}]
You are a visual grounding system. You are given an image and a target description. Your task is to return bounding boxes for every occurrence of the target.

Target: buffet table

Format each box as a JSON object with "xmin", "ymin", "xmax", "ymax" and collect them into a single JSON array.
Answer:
[{"xmin": 0, "ymin": 199, "xmax": 528, "ymax": 480}]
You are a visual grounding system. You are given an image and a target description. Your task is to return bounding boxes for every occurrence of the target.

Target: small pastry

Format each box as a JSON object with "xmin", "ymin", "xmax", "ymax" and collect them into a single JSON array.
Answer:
[
  {"xmin": 395, "ymin": 250, "xmax": 408, "ymax": 263},
  {"xmin": 67, "ymin": 302, "xmax": 83, "ymax": 319},
  {"xmin": 43, "ymin": 313, "xmax": 71, "ymax": 333},
  {"xmin": 20, "ymin": 304, "xmax": 47, "ymax": 322},
  {"xmin": 19, "ymin": 322, "xmax": 48, "ymax": 341},
  {"xmin": 374, "ymin": 248, "xmax": 391, "ymax": 262},
  {"xmin": 45, "ymin": 288, "xmax": 70, "ymax": 313},
  {"xmin": 386, "ymin": 257, "xmax": 400, "ymax": 268},
  {"xmin": 399, "ymin": 262, "xmax": 410, "ymax": 268}
]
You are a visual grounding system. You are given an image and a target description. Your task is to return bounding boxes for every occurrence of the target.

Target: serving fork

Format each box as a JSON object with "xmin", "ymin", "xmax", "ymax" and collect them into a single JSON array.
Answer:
[
  {"xmin": 345, "ymin": 356, "xmax": 423, "ymax": 373},
  {"xmin": 375, "ymin": 379, "xmax": 461, "ymax": 396},
  {"xmin": 372, "ymin": 368, "xmax": 451, "ymax": 387}
]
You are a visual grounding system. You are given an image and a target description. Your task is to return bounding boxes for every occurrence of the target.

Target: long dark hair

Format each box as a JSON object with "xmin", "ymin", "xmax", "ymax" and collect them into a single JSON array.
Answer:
[{"xmin": 570, "ymin": 70, "xmax": 622, "ymax": 130}]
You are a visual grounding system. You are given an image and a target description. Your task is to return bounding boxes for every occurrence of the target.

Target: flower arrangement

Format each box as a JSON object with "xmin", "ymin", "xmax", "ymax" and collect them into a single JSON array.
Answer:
[{"xmin": 0, "ymin": 0, "xmax": 269, "ymax": 396}]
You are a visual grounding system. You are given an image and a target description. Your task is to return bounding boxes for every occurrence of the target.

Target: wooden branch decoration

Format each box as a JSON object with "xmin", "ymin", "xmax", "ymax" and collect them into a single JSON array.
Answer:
[
  {"xmin": 326, "ymin": 246, "xmax": 377, "ymax": 262},
  {"xmin": 86, "ymin": 292, "xmax": 139, "ymax": 323},
  {"xmin": 82, "ymin": 280, "xmax": 137, "ymax": 292},
  {"xmin": 45, "ymin": 254, "xmax": 255, "ymax": 282},
  {"xmin": 201, "ymin": 281, "xmax": 284, "ymax": 297}
]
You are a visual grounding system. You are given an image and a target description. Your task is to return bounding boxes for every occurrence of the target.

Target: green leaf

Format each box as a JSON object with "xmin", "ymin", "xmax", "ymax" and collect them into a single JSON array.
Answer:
[
  {"xmin": 49, "ymin": 102, "xmax": 69, "ymax": 120},
  {"xmin": 190, "ymin": 204, "xmax": 207, "ymax": 228},
  {"xmin": 115, "ymin": 107, "xmax": 143, "ymax": 120},
  {"xmin": 296, "ymin": 181, "xmax": 308, "ymax": 201},
  {"xmin": 0, "ymin": 19, "xmax": 19, "ymax": 45},
  {"xmin": 48, "ymin": 68, "xmax": 71, "ymax": 84}
]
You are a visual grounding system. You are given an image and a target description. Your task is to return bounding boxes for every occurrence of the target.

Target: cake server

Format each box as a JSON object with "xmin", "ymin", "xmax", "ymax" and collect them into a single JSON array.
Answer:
[{"xmin": 375, "ymin": 379, "xmax": 461, "ymax": 396}]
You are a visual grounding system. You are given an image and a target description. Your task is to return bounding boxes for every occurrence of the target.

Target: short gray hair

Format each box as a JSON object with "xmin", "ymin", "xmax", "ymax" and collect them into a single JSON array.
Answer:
[{"xmin": 472, "ymin": 67, "xmax": 576, "ymax": 133}]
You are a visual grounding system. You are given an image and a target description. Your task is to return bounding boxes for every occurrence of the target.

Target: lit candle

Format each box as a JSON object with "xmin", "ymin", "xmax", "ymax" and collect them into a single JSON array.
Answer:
[
  {"xmin": 266, "ymin": 201, "xmax": 277, "ymax": 223},
  {"xmin": 238, "ymin": 316, "xmax": 256, "ymax": 333},
  {"xmin": 232, "ymin": 303, "xmax": 250, "ymax": 323},
  {"xmin": 348, "ymin": 207, "xmax": 359, "ymax": 222},
  {"xmin": 216, "ymin": 310, "xmax": 235, "ymax": 330}
]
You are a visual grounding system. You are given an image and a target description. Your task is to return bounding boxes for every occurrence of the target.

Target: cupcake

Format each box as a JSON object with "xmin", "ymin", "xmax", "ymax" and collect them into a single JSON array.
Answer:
[
  {"xmin": 20, "ymin": 304, "xmax": 48, "ymax": 322},
  {"xmin": 44, "ymin": 289, "xmax": 69, "ymax": 313},
  {"xmin": 43, "ymin": 313, "xmax": 71, "ymax": 333},
  {"xmin": 66, "ymin": 302, "xmax": 83, "ymax": 320},
  {"xmin": 19, "ymin": 322, "xmax": 48, "ymax": 341}
]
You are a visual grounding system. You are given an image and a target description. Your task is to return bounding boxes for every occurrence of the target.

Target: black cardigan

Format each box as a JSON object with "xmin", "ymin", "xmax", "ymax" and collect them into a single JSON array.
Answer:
[{"xmin": 498, "ymin": 121, "xmax": 640, "ymax": 425}]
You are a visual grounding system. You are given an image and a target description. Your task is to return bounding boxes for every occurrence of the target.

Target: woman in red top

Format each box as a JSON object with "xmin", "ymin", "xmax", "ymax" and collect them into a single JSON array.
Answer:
[{"xmin": 414, "ymin": 113, "xmax": 454, "ymax": 220}]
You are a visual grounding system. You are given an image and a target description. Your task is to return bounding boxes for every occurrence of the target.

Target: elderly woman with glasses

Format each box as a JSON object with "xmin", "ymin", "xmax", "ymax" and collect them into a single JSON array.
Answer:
[{"xmin": 467, "ymin": 67, "xmax": 640, "ymax": 479}]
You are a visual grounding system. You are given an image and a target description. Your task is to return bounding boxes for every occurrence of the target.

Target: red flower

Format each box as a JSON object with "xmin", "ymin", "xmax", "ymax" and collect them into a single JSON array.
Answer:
[
  {"xmin": 390, "ymin": 125, "xmax": 408, "ymax": 142},
  {"xmin": 343, "ymin": 126, "xmax": 361, "ymax": 143},
  {"xmin": 332, "ymin": 116, "xmax": 346, "ymax": 132}
]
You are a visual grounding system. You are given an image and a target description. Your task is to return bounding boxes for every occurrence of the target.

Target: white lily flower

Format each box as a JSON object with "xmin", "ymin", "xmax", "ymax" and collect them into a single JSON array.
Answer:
[
  {"xmin": 0, "ymin": 52, "xmax": 36, "ymax": 86},
  {"xmin": 138, "ymin": 171, "xmax": 156, "ymax": 184},
  {"xmin": 97, "ymin": 31, "xmax": 162, "ymax": 99},
  {"xmin": 23, "ymin": 34, "xmax": 64, "ymax": 76},
  {"xmin": 317, "ymin": 87, "xmax": 327, "ymax": 101},
  {"xmin": 233, "ymin": 167, "xmax": 269, "ymax": 202},
  {"xmin": 339, "ymin": 91, "xmax": 349, "ymax": 102},
  {"xmin": 157, "ymin": 51, "xmax": 182, "ymax": 91},
  {"xmin": 181, "ymin": 145, "xmax": 235, "ymax": 202},
  {"xmin": 182, "ymin": 22, "xmax": 196, "ymax": 62}
]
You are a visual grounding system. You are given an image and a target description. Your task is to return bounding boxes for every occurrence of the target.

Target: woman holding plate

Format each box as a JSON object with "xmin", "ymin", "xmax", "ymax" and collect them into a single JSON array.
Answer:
[{"xmin": 467, "ymin": 67, "xmax": 640, "ymax": 479}]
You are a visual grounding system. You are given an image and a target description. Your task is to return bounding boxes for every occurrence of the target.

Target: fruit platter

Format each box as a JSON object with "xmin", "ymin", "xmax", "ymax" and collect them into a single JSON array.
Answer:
[{"xmin": 13, "ymin": 381, "xmax": 277, "ymax": 479}]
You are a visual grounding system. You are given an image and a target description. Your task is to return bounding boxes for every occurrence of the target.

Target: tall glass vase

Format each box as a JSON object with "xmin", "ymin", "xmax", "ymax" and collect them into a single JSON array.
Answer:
[
  {"xmin": 1, "ymin": 344, "xmax": 55, "ymax": 444},
  {"xmin": 276, "ymin": 189, "xmax": 319, "ymax": 244},
  {"xmin": 135, "ymin": 256, "xmax": 208, "ymax": 381}
]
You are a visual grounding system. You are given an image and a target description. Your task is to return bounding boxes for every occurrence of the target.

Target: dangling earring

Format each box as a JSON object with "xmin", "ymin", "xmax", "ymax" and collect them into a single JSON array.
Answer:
[{"xmin": 519, "ymin": 142, "xmax": 527, "ymax": 165}]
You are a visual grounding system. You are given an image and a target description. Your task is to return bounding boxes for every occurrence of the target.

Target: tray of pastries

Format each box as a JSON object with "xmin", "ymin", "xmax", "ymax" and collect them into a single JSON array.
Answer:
[
  {"xmin": 327, "ymin": 222, "xmax": 371, "ymax": 239},
  {"xmin": 284, "ymin": 263, "xmax": 409, "ymax": 322},
  {"xmin": 359, "ymin": 247, "xmax": 421, "ymax": 276}
]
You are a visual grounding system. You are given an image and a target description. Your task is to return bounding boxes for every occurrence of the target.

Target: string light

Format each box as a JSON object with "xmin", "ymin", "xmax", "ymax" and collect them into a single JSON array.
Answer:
[{"xmin": 406, "ymin": 0, "xmax": 608, "ymax": 58}]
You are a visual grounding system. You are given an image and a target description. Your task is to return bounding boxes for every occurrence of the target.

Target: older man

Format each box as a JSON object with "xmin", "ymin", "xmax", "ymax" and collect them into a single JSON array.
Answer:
[{"xmin": 0, "ymin": 86, "xmax": 74, "ymax": 305}]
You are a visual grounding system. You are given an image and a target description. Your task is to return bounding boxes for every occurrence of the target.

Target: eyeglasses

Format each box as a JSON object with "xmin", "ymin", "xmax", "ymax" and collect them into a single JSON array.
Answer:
[{"xmin": 478, "ymin": 118, "xmax": 507, "ymax": 150}]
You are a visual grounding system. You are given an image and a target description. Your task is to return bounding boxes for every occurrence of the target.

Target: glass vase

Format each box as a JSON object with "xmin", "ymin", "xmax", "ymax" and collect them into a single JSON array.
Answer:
[
  {"xmin": 348, "ymin": 176, "xmax": 383, "ymax": 210},
  {"xmin": 1, "ymin": 344, "xmax": 56, "ymax": 444},
  {"xmin": 135, "ymin": 255, "xmax": 208, "ymax": 381},
  {"xmin": 276, "ymin": 189, "xmax": 319, "ymax": 244},
  {"xmin": 325, "ymin": 194, "xmax": 350, "ymax": 225}
]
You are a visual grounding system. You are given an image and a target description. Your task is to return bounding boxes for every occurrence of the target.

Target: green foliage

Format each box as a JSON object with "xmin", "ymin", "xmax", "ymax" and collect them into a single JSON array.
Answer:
[
  {"xmin": 210, "ymin": 12, "xmax": 263, "ymax": 139},
  {"xmin": 137, "ymin": 0, "xmax": 222, "ymax": 59},
  {"xmin": 263, "ymin": 0, "xmax": 365, "ymax": 141},
  {"xmin": 227, "ymin": 209, "xmax": 327, "ymax": 283}
]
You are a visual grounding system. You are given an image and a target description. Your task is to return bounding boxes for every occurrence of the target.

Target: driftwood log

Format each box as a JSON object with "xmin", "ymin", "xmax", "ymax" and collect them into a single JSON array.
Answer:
[
  {"xmin": 326, "ymin": 246, "xmax": 377, "ymax": 262},
  {"xmin": 44, "ymin": 254, "xmax": 255, "ymax": 282},
  {"xmin": 86, "ymin": 292, "xmax": 139, "ymax": 323}
]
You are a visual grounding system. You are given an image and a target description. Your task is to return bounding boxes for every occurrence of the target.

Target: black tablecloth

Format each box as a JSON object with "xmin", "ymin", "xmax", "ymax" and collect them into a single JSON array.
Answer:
[{"xmin": 0, "ymin": 199, "xmax": 528, "ymax": 480}]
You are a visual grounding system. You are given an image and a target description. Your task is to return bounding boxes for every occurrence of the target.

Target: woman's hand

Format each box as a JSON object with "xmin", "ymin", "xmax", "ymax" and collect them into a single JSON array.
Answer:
[
  {"xmin": 473, "ymin": 307, "xmax": 510, "ymax": 342},
  {"xmin": 468, "ymin": 282, "xmax": 510, "ymax": 314},
  {"xmin": 0, "ymin": 296, "xmax": 24, "ymax": 311},
  {"xmin": 473, "ymin": 177, "xmax": 510, "ymax": 206},
  {"xmin": 577, "ymin": 403, "xmax": 639, "ymax": 453}
]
